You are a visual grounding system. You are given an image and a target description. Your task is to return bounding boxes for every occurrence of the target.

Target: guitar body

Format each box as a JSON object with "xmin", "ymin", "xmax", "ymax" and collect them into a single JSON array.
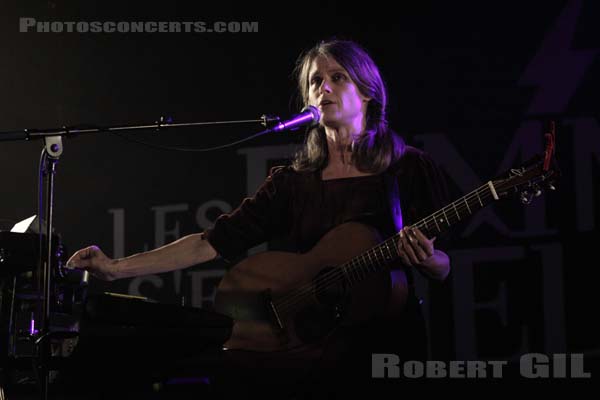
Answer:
[
  {"xmin": 213, "ymin": 222, "xmax": 408, "ymax": 353},
  {"xmin": 210, "ymin": 150, "xmax": 559, "ymax": 378}
]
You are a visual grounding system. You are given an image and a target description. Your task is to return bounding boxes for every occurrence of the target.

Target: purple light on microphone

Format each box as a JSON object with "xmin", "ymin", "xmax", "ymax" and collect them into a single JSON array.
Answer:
[{"xmin": 269, "ymin": 106, "xmax": 320, "ymax": 133}]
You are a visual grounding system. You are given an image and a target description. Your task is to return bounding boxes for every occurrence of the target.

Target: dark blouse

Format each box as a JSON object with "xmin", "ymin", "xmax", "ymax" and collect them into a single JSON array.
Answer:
[{"xmin": 204, "ymin": 146, "xmax": 451, "ymax": 263}]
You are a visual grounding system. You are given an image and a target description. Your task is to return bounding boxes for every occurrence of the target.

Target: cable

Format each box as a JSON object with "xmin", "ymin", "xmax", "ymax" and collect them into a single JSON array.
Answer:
[
  {"xmin": 109, "ymin": 129, "xmax": 271, "ymax": 153},
  {"xmin": 65, "ymin": 122, "xmax": 276, "ymax": 153},
  {"xmin": 35, "ymin": 148, "xmax": 47, "ymax": 398},
  {"xmin": 38, "ymin": 149, "xmax": 47, "ymax": 298}
]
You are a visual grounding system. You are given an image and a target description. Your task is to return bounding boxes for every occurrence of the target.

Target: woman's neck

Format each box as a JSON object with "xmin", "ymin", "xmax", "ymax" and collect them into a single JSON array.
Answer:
[
  {"xmin": 326, "ymin": 137, "xmax": 353, "ymax": 167},
  {"xmin": 324, "ymin": 125, "xmax": 357, "ymax": 165}
]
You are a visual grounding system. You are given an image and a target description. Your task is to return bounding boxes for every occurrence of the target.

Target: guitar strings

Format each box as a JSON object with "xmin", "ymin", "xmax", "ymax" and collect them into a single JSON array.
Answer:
[
  {"xmin": 274, "ymin": 187, "xmax": 494, "ymax": 315},
  {"xmin": 275, "ymin": 186, "xmax": 493, "ymax": 314}
]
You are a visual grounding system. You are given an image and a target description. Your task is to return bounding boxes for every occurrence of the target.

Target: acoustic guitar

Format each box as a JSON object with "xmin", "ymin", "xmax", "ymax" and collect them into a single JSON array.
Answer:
[{"xmin": 213, "ymin": 138, "xmax": 558, "ymax": 357}]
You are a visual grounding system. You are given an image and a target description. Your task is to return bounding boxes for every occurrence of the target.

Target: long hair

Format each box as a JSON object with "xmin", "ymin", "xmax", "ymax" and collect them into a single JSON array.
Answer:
[{"xmin": 291, "ymin": 39, "xmax": 405, "ymax": 173}]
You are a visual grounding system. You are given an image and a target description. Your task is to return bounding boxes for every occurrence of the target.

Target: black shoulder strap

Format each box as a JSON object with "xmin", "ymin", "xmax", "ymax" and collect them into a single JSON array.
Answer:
[
  {"xmin": 384, "ymin": 170, "xmax": 404, "ymax": 232},
  {"xmin": 383, "ymin": 162, "xmax": 415, "ymax": 288},
  {"xmin": 383, "ymin": 165, "xmax": 403, "ymax": 233}
]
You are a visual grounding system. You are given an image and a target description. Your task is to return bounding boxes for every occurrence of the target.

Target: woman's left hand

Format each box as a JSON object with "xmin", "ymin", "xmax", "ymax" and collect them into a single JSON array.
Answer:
[{"xmin": 397, "ymin": 227, "xmax": 436, "ymax": 267}]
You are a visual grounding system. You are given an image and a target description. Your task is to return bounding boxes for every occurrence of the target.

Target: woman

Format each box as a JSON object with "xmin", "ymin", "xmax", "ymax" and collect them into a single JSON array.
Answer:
[{"xmin": 67, "ymin": 39, "xmax": 451, "ymax": 392}]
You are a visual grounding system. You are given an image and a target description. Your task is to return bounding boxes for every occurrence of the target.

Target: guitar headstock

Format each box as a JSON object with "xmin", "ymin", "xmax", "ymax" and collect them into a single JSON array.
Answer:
[{"xmin": 492, "ymin": 125, "xmax": 560, "ymax": 204}]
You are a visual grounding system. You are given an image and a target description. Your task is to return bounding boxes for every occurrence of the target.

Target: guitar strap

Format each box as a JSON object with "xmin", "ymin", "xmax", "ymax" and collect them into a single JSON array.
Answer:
[
  {"xmin": 383, "ymin": 162, "xmax": 415, "ymax": 289},
  {"xmin": 383, "ymin": 163, "xmax": 403, "ymax": 233}
]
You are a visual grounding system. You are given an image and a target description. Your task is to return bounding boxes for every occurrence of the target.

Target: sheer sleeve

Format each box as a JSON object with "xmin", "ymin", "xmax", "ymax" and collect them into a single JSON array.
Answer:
[{"xmin": 202, "ymin": 166, "xmax": 293, "ymax": 261}]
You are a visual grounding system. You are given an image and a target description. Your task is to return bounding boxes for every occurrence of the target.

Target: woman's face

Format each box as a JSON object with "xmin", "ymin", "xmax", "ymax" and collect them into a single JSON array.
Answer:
[{"xmin": 307, "ymin": 55, "xmax": 370, "ymax": 130}]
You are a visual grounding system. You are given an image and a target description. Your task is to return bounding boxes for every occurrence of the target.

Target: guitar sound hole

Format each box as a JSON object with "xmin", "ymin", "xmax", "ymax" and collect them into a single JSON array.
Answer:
[
  {"xmin": 293, "ymin": 266, "xmax": 347, "ymax": 345},
  {"xmin": 313, "ymin": 266, "xmax": 348, "ymax": 307}
]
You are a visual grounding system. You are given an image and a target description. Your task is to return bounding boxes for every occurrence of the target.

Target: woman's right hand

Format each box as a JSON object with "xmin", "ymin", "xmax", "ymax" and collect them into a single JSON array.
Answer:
[{"xmin": 66, "ymin": 245, "xmax": 118, "ymax": 281}]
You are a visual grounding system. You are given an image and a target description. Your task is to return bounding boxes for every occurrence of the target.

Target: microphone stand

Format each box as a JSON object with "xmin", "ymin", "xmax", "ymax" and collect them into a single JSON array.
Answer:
[
  {"xmin": 0, "ymin": 115, "xmax": 280, "ymax": 142},
  {"xmin": 34, "ymin": 136, "xmax": 61, "ymax": 400},
  {"xmin": 0, "ymin": 114, "xmax": 280, "ymax": 400}
]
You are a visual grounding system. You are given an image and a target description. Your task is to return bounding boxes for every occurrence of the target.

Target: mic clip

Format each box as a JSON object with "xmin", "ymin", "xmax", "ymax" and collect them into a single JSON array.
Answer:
[{"xmin": 260, "ymin": 114, "xmax": 281, "ymax": 128}]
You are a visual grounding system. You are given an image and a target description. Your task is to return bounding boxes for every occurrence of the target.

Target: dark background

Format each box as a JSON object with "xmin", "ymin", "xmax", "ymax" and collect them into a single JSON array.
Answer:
[{"xmin": 1, "ymin": 0, "xmax": 599, "ymax": 391}]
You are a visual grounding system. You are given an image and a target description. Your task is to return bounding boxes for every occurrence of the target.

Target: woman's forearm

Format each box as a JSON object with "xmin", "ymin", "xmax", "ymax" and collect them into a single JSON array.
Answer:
[{"xmin": 113, "ymin": 233, "xmax": 218, "ymax": 279}]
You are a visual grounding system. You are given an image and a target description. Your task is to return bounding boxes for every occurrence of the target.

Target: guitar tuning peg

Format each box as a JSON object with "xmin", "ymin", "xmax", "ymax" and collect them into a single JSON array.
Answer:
[
  {"xmin": 533, "ymin": 184, "xmax": 542, "ymax": 197},
  {"xmin": 520, "ymin": 190, "xmax": 533, "ymax": 205},
  {"xmin": 548, "ymin": 183, "xmax": 556, "ymax": 191}
]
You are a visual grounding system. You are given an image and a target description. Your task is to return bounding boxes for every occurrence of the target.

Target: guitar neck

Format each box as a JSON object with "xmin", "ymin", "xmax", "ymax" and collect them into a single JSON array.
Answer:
[
  {"xmin": 406, "ymin": 181, "xmax": 499, "ymax": 238},
  {"xmin": 340, "ymin": 181, "xmax": 499, "ymax": 286}
]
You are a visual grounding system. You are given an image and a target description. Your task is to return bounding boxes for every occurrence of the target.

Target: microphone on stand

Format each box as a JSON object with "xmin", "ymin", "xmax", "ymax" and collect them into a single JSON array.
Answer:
[{"xmin": 267, "ymin": 106, "xmax": 320, "ymax": 133}]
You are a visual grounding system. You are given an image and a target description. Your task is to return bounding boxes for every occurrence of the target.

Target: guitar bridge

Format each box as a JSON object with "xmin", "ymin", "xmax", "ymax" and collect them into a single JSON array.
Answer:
[{"xmin": 261, "ymin": 289, "xmax": 289, "ymax": 344}]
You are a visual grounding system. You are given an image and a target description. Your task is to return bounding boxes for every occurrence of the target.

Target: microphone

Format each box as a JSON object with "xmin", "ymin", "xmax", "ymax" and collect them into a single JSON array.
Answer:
[{"xmin": 268, "ymin": 106, "xmax": 320, "ymax": 133}]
